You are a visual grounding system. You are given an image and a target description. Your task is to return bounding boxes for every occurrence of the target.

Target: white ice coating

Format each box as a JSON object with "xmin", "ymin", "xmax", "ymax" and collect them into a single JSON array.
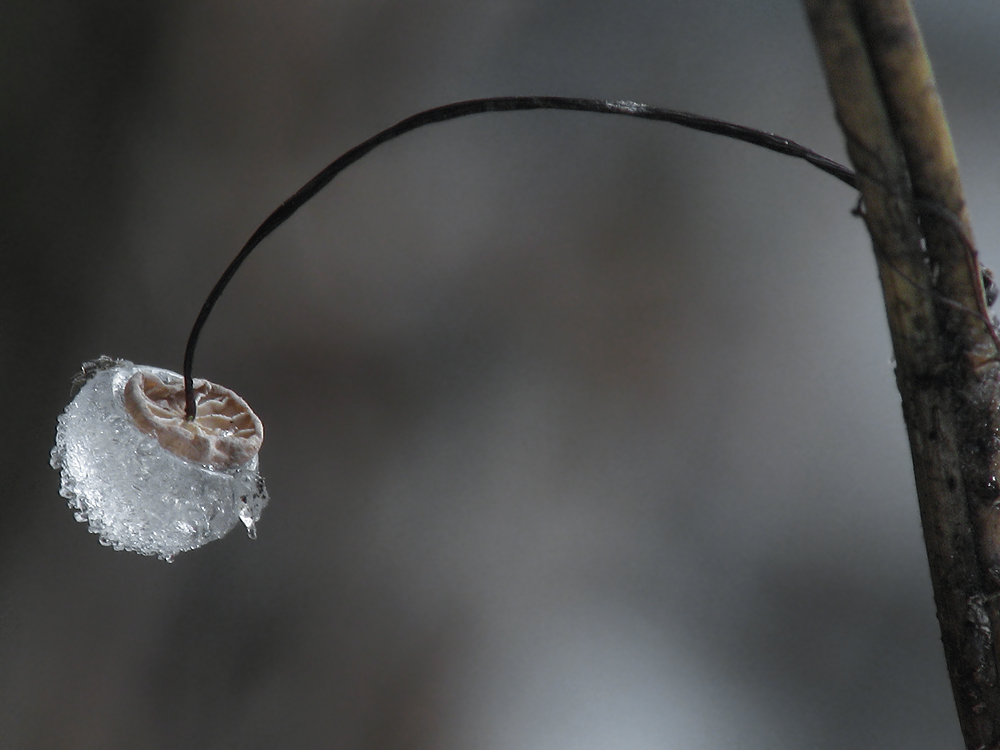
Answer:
[{"xmin": 50, "ymin": 359, "xmax": 268, "ymax": 561}]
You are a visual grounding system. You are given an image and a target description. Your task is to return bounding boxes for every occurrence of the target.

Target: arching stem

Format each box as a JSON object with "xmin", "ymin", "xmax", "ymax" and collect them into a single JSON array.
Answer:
[{"xmin": 181, "ymin": 95, "xmax": 858, "ymax": 418}]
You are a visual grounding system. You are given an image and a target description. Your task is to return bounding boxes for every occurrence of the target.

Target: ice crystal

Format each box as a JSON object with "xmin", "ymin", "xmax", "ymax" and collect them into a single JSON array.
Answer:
[{"xmin": 51, "ymin": 359, "xmax": 268, "ymax": 561}]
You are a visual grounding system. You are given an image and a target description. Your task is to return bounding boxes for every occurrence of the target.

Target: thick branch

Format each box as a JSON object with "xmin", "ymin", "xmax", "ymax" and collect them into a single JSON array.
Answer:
[{"xmin": 803, "ymin": 1, "xmax": 1000, "ymax": 748}]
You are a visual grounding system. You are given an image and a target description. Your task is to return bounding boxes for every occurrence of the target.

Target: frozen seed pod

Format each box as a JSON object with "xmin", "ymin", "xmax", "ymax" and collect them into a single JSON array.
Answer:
[{"xmin": 50, "ymin": 358, "xmax": 268, "ymax": 561}]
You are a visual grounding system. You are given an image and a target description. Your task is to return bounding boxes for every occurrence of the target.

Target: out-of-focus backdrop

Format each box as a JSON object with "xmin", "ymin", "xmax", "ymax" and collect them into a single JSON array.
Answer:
[{"xmin": 3, "ymin": 1, "xmax": 1000, "ymax": 747}]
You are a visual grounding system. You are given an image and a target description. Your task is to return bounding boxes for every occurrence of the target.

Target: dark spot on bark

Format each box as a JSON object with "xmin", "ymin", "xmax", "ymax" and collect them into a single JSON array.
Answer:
[
  {"xmin": 947, "ymin": 475, "xmax": 958, "ymax": 492},
  {"xmin": 984, "ymin": 268, "xmax": 997, "ymax": 308},
  {"xmin": 867, "ymin": 16, "xmax": 917, "ymax": 50},
  {"xmin": 928, "ymin": 429, "xmax": 939, "ymax": 442}
]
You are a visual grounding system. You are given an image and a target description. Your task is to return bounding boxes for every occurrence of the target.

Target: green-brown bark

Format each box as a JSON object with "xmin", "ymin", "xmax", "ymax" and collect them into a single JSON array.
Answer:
[{"xmin": 804, "ymin": 2, "xmax": 1000, "ymax": 747}]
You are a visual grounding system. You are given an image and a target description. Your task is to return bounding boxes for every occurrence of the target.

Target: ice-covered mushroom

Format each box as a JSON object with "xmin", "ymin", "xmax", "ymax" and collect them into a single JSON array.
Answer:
[
  {"xmin": 49, "ymin": 97, "xmax": 860, "ymax": 562},
  {"xmin": 51, "ymin": 358, "xmax": 268, "ymax": 561}
]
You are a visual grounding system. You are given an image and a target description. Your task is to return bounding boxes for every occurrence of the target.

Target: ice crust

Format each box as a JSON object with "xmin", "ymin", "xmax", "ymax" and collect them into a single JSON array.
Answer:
[{"xmin": 51, "ymin": 360, "xmax": 268, "ymax": 561}]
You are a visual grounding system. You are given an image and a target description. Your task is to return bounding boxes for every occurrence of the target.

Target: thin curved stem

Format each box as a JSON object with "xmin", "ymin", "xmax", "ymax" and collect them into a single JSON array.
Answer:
[{"xmin": 182, "ymin": 95, "xmax": 857, "ymax": 418}]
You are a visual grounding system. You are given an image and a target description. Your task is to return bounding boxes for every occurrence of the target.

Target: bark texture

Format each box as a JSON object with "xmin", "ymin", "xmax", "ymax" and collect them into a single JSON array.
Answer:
[{"xmin": 804, "ymin": 1, "xmax": 1000, "ymax": 747}]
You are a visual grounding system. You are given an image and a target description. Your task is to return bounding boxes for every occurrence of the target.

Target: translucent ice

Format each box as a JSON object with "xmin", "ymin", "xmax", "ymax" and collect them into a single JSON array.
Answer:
[{"xmin": 51, "ymin": 358, "xmax": 268, "ymax": 561}]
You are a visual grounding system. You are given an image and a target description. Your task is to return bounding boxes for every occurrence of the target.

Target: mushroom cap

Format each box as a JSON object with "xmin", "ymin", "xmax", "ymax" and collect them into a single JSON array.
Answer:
[{"xmin": 123, "ymin": 370, "xmax": 263, "ymax": 470}]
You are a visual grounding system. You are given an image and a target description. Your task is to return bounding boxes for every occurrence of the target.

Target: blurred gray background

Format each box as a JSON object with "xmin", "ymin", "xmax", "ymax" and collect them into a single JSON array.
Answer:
[{"xmin": 3, "ymin": 0, "xmax": 1000, "ymax": 747}]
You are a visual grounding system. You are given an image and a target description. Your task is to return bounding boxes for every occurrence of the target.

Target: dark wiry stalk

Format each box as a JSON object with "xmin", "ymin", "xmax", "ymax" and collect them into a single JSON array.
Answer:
[{"xmin": 182, "ymin": 95, "xmax": 857, "ymax": 418}]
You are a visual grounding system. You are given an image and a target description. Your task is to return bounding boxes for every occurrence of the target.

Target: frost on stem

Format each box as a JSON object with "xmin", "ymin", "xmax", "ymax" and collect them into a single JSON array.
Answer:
[{"xmin": 50, "ymin": 358, "xmax": 268, "ymax": 561}]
